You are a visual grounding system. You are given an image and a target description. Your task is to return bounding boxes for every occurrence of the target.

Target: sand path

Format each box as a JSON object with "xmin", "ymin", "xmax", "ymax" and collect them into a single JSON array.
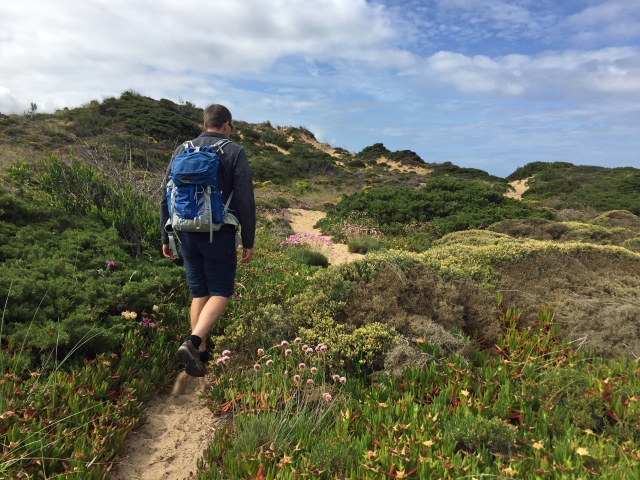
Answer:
[
  {"xmin": 287, "ymin": 208, "xmax": 364, "ymax": 265},
  {"xmin": 113, "ymin": 373, "xmax": 219, "ymax": 480}
]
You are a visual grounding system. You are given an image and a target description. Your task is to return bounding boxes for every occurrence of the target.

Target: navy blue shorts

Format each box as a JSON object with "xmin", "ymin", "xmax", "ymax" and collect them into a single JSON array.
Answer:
[{"xmin": 177, "ymin": 230, "xmax": 237, "ymax": 298}]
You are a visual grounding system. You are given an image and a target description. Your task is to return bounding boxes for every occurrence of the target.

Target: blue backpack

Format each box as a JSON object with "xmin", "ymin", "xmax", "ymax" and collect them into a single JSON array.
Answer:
[{"xmin": 164, "ymin": 139, "xmax": 239, "ymax": 252}]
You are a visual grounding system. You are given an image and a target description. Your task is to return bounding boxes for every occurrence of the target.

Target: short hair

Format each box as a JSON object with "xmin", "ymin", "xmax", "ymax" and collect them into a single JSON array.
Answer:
[{"xmin": 203, "ymin": 104, "xmax": 232, "ymax": 129}]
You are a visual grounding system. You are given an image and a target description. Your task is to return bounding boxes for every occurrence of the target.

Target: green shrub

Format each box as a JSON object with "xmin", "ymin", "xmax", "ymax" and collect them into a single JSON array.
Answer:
[
  {"xmin": 288, "ymin": 248, "xmax": 329, "ymax": 267},
  {"xmin": 347, "ymin": 235, "xmax": 382, "ymax": 254},
  {"xmin": 444, "ymin": 413, "xmax": 517, "ymax": 455},
  {"xmin": 8, "ymin": 155, "xmax": 160, "ymax": 256},
  {"xmin": 320, "ymin": 180, "xmax": 555, "ymax": 237},
  {"xmin": 0, "ymin": 188, "xmax": 183, "ymax": 365}
]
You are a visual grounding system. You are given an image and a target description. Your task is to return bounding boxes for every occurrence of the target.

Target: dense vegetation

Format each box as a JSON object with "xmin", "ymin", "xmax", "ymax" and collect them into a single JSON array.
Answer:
[
  {"xmin": 356, "ymin": 142, "xmax": 425, "ymax": 166},
  {"xmin": 317, "ymin": 180, "xmax": 555, "ymax": 240},
  {"xmin": 507, "ymin": 162, "xmax": 640, "ymax": 215}
]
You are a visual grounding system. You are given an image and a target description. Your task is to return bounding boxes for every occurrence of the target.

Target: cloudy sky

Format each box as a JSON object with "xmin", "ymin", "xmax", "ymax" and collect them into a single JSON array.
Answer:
[{"xmin": 1, "ymin": 0, "xmax": 639, "ymax": 176}]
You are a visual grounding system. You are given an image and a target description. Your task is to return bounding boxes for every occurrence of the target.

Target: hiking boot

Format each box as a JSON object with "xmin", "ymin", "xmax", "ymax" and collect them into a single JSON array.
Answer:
[{"xmin": 177, "ymin": 340, "xmax": 205, "ymax": 377}]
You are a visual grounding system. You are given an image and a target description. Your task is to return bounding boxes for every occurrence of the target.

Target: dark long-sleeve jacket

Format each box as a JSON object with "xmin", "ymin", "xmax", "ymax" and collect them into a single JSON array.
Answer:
[{"xmin": 160, "ymin": 131, "xmax": 256, "ymax": 249}]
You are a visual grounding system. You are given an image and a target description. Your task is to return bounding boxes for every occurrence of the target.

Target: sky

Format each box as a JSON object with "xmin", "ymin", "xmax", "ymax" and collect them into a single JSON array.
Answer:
[{"xmin": 1, "ymin": 0, "xmax": 639, "ymax": 177}]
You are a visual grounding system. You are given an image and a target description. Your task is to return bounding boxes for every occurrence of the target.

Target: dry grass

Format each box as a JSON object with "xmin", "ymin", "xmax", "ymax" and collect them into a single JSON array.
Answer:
[
  {"xmin": 341, "ymin": 264, "xmax": 501, "ymax": 347},
  {"xmin": 495, "ymin": 252, "xmax": 640, "ymax": 358}
]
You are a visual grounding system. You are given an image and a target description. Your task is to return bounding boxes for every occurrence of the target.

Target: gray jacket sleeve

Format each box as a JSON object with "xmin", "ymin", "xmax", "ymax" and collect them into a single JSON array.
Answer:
[{"xmin": 231, "ymin": 148, "xmax": 256, "ymax": 249}]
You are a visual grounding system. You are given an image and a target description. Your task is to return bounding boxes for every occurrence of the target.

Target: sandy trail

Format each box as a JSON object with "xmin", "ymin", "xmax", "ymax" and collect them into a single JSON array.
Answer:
[
  {"xmin": 113, "ymin": 372, "xmax": 219, "ymax": 480},
  {"xmin": 287, "ymin": 208, "xmax": 364, "ymax": 265}
]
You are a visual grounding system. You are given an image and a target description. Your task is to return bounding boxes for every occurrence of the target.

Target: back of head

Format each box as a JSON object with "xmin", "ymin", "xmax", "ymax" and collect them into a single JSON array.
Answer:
[{"xmin": 204, "ymin": 104, "xmax": 232, "ymax": 129}]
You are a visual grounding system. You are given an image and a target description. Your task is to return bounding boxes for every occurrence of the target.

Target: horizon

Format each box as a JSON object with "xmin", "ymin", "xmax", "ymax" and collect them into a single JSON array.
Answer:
[{"xmin": 1, "ymin": 0, "xmax": 639, "ymax": 177}]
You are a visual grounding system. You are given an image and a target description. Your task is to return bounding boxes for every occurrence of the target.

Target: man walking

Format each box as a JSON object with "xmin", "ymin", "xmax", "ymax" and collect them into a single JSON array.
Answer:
[{"xmin": 160, "ymin": 104, "xmax": 255, "ymax": 377}]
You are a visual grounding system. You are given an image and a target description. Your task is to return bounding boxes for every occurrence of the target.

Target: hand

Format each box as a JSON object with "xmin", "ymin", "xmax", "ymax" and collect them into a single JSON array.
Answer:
[
  {"xmin": 162, "ymin": 244, "xmax": 174, "ymax": 260},
  {"xmin": 241, "ymin": 247, "xmax": 254, "ymax": 264}
]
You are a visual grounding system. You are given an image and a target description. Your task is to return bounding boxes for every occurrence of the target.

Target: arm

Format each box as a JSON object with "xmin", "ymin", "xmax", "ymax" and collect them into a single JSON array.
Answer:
[{"xmin": 231, "ymin": 148, "xmax": 256, "ymax": 250}]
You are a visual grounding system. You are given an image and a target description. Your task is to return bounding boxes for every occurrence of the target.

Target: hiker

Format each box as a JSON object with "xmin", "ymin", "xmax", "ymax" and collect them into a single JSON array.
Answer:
[{"xmin": 160, "ymin": 104, "xmax": 256, "ymax": 377}]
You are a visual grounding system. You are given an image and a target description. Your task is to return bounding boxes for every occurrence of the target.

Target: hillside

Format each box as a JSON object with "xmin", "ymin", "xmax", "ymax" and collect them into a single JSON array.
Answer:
[{"xmin": 1, "ymin": 93, "xmax": 639, "ymax": 478}]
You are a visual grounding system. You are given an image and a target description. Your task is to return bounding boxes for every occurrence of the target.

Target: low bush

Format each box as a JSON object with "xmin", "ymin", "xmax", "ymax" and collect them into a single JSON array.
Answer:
[
  {"xmin": 8, "ymin": 154, "xmax": 160, "ymax": 256},
  {"xmin": 287, "ymin": 248, "xmax": 329, "ymax": 268},
  {"xmin": 347, "ymin": 235, "xmax": 382, "ymax": 254},
  {"xmin": 0, "ymin": 188, "xmax": 184, "ymax": 366},
  {"xmin": 319, "ymin": 180, "xmax": 555, "ymax": 238}
]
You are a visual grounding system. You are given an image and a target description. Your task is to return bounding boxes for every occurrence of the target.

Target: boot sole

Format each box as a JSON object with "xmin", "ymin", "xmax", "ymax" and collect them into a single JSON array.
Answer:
[{"xmin": 177, "ymin": 345, "xmax": 205, "ymax": 377}]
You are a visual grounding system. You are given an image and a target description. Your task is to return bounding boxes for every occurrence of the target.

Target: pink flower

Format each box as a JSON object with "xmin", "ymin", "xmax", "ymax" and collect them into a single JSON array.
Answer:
[
  {"xmin": 253, "ymin": 364, "xmax": 261, "ymax": 371},
  {"xmin": 266, "ymin": 359, "xmax": 273, "ymax": 366},
  {"xmin": 302, "ymin": 344, "xmax": 309, "ymax": 350},
  {"xmin": 280, "ymin": 340, "xmax": 289, "ymax": 347},
  {"xmin": 307, "ymin": 379, "xmax": 314, "ymax": 385},
  {"xmin": 285, "ymin": 348, "xmax": 292, "ymax": 356},
  {"xmin": 215, "ymin": 358, "xmax": 224, "ymax": 366},
  {"xmin": 323, "ymin": 393, "xmax": 332, "ymax": 402},
  {"xmin": 305, "ymin": 348, "xmax": 314, "ymax": 354},
  {"xmin": 257, "ymin": 348, "xmax": 265, "ymax": 356},
  {"xmin": 319, "ymin": 345, "xmax": 327, "ymax": 352},
  {"xmin": 315, "ymin": 344, "xmax": 322, "ymax": 351},
  {"xmin": 298, "ymin": 363, "xmax": 306, "ymax": 370},
  {"xmin": 310, "ymin": 367, "xmax": 318, "ymax": 374},
  {"xmin": 332, "ymin": 374, "xmax": 340, "ymax": 382},
  {"xmin": 222, "ymin": 350, "xmax": 231, "ymax": 356},
  {"xmin": 293, "ymin": 375, "xmax": 301, "ymax": 382},
  {"xmin": 339, "ymin": 376, "xmax": 347, "ymax": 384},
  {"xmin": 294, "ymin": 337, "xmax": 302, "ymax": 343},
  {"xmin": 222, "ymin": 356, "xmax": 230, "ymax": 364}
]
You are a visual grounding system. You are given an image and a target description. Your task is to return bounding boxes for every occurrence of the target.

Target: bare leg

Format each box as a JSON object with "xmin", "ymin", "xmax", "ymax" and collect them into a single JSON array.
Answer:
[{"xmin": 190, "ymin": 296, "xmax": 229, "ymax": 351}]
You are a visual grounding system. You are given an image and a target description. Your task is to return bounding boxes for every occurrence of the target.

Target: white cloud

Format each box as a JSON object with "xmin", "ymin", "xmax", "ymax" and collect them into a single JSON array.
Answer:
[
  {"xmin": 0, "ymin": 0, "xmax": 407, "ymax": 112},
  {"xmin": 0, "ymin": 87, "xmax": 24, "ymax": 113},
  {"xmin": 567, "ymin": 1, "xmax": 640, "ymax": 44},
  {"xmin": 406, "ymin": 47, "xmax": 640, "ymax": 99}
]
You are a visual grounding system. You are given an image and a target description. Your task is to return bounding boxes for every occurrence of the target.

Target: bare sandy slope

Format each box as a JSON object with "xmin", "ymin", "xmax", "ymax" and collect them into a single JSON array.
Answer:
[
  {"xmin": 298, "ymin": 133, "xmax": 342, "ymax": 158},
  {"xmin": 505, "ymin": 177, "xmax": 533, "ymax": 200},
  {"xmin": 375, "ymin": 156, "xmax": 434, "ymax": 176},
  {"xmin": 113, "ymin": 372, "xmax": 220, "ymax": 480},
  {"xmin": 287, "ymin": 208, "xmax": 364, "ymax": 265}
]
